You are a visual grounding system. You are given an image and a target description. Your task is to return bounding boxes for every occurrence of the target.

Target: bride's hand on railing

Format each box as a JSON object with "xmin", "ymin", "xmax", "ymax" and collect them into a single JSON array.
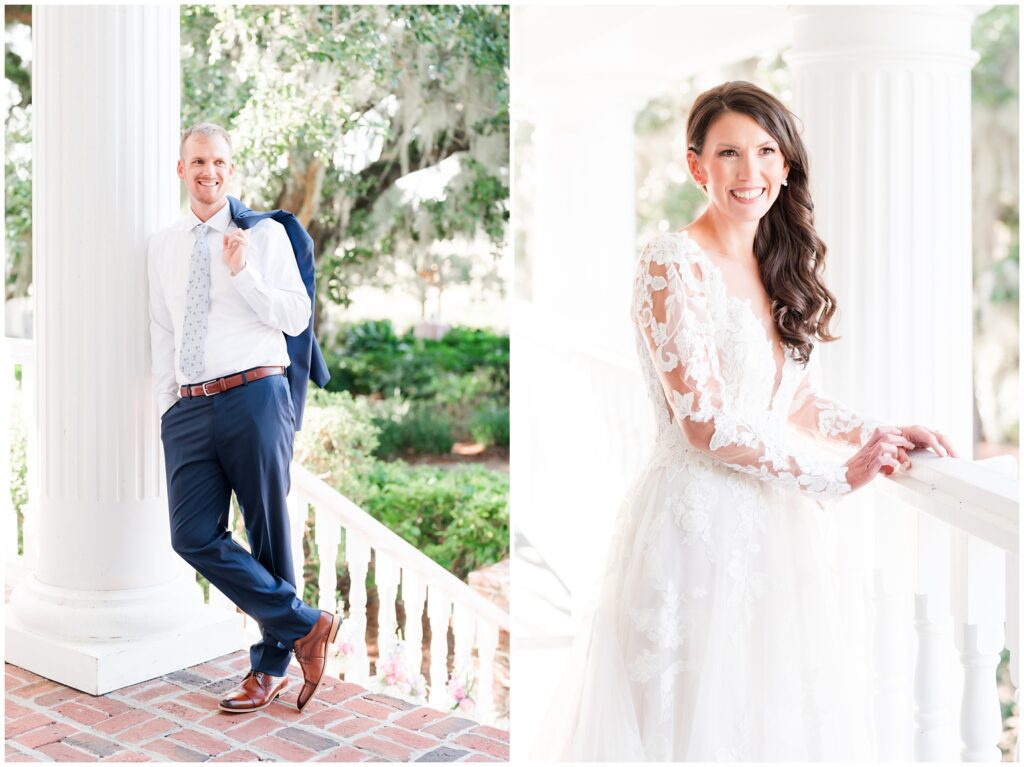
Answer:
[
  {"xmin": 844, "ymin": 427, "xmax": 917, "ymax": 491},
  {"xmin": 898, "ymin": 424, "xmax": 959, "ymax": 459}
]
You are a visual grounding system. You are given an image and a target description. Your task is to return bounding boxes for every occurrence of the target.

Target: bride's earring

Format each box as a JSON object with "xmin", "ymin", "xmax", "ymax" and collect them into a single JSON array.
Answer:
[{"xmin": 781, "ymin": 178, "xmax": 789, "ymax": 187}]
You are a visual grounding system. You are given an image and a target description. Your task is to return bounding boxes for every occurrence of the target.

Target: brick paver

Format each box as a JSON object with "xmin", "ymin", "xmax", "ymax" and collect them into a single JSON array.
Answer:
[
  {"xmin": 351, "ymin": 734, "xmax": 414, "ymax": 761},
  {"xmin": 36, "ymin": 741, "xmax": 98, "ymax": 761},
  {"xmin": 5, "ymin": 649, "xmax": 510, "ymax": 762},
  {"xmin": 54, "ymin": 701, "xmax": 111, "ymax": 727},
  {"xmin": 453, "ymin": 733, "xmax": 510, "ymax": 760},
  {"xmin": 328, "ymin": 715, "xmax": 378, "ymax": 739},
  {"xmin": 376, "ymin": 725, "xmax": 440, "ymax": 750},
  {"xmin": 395, "ymin": 706, "xmax": 447, "ymax": 730},
  {"xmin": 316, "ymin": 744, "xmax": 366, "ymax": 761},
  {"xmin": 416, "ymin": 745, "xmax": 469, "ymax": 762},
  {"xmin": 208, "ymin": 749, "xmax": 263, "ymax": 762},
  {"xmin": 5, "ymin": 712, "xmax": 56, "ymax": 738},
  {"xmin": 422, "ymin": 716, "xmax": 477, "ymax": 739},
  {"xmin": 61, "ymin": 733, "xmax": 124, "ymax": 759}
]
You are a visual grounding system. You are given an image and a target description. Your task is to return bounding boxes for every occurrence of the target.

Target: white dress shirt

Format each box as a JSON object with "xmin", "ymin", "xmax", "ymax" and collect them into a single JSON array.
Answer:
[{"xmin": 148, "ymin": 200, "xmax": 311, "ymax": 416}]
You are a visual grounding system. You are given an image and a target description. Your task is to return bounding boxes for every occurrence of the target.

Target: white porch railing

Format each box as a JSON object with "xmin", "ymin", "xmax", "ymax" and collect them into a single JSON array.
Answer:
[
  {"xmin": 866, "ymin": 449, "xmax": 1018, "ymax": 761},
  {"xmin": 516, "ymin": 312, "xmax": 1019, "ymax": 761},
  {"xmin": 3, "ymin": 336, "xmax": 510, "ymax": 726}
]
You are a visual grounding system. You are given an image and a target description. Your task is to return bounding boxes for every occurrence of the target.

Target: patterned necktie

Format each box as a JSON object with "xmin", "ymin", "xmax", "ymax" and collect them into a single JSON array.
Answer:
[{"xmin": 180, "ymin": 223, "xmax": 211, "ymax": 380}]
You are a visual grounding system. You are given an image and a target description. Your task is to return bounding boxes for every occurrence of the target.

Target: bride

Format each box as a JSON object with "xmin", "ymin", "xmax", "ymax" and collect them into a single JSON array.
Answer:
[{"xmin": 536, "ymin": 81, "xmax": 957, "ymax": 761}]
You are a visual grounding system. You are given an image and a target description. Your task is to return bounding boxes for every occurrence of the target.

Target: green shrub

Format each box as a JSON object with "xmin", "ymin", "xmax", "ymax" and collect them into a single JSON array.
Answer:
[
  {"xmin": 294, "ymin": 389, "xmax": 381, "ymax": 504},
  {"xmin": 360, "ymin": 462, "xmax": 509, "ymax": 580},
  {"xmin": 470, "ymin": 406, "xmax": 510, "ymax": 448},
  {"xmin": 323, "ymin": 320, "xmax": 509, "ymax": 401},
  {"xmin": 372, "ymin": 401, "xmax": 454, "ymax": 459}
]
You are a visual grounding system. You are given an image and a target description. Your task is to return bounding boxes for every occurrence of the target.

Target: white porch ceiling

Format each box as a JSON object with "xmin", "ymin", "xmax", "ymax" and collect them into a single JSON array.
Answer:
[{"xmin": 513, "ymin": 5, "xmax": 792, "ymax": 107}]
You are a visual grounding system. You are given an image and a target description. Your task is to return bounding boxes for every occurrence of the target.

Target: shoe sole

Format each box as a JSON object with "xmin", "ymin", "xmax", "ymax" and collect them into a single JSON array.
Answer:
[
  {"xmin": 296, "ymin": 613, "xmax": 342, "ymax": 711},
  {"xmin": 218, "ymin": 685, "xmax": 287, "ymax": 714}
]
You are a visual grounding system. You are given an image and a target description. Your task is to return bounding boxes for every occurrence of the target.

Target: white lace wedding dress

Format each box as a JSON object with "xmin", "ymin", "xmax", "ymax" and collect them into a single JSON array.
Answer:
[{"xmin": 535, "ymin": 231, "xmax": 879, "ymax": 761}]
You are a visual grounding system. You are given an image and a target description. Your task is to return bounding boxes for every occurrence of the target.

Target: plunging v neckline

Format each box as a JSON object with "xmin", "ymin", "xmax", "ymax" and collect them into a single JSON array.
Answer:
[{"xmin": 674, "ymin": 230, "xmax": 789, "ymax": 410}]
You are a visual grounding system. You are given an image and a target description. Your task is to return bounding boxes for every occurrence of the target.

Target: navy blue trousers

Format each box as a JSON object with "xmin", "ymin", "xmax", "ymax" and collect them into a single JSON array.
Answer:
[{"xmin": 160, "ymin": 372, "xmax": 320, "ymax": 676}]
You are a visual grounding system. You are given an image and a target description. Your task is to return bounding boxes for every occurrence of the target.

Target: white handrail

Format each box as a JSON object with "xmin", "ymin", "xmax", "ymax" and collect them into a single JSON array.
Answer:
[
  {"xmin": 872, "ymin": 452, "xmax": 1017, "ymax": 553},
  {"xmin": 289, "ymin": 462, "xmax": 511, "ymax": 632}
]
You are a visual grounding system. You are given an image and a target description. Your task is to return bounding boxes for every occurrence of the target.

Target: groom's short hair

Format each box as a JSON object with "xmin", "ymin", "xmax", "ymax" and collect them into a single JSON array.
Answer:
[{"xmin": 179, "ymin": 122, "xmax": 232, "ymax": 159}]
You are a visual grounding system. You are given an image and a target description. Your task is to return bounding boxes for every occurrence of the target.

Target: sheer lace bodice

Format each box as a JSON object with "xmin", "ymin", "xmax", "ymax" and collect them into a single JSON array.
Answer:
[{"xmin": 631, "ymin": 231, "xmax": 878, "ymax": 497}]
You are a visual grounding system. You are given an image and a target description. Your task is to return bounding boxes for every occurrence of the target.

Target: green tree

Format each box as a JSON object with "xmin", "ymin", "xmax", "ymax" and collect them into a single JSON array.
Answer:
[
  {"xmin": 180, "ymin": 5, "xmax": 509, "ymax": 323},
  {"xmin": 5, "ymin": 6, "xmax": 32, "ymax": 301}
]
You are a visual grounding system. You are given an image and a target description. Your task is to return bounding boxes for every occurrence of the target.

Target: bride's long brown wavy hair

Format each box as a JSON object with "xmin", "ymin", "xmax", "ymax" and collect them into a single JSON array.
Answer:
[{"xmin": 686, "ymin": 81, "xmax": 837, "ymax": 365}]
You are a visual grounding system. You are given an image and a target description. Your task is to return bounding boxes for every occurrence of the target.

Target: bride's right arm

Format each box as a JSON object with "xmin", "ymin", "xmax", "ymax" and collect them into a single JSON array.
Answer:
[{"xmin": 633, "ymin": 237, "xmax": 859, "ymax": 497}]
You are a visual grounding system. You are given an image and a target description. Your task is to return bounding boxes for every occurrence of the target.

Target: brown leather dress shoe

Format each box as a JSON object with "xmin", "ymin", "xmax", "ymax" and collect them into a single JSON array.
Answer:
[
  {"xmin": 292, "ymin": 610, "xmax": 341, "ymax": 710},
  {"xmin": 218, "ymin": 669, "xmax": 288, "ymax": 713}
]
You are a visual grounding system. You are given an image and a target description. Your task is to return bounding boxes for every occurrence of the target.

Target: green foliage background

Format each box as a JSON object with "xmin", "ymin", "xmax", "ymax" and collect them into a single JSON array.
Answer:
[{"xmin": 179, "ymin": 5, "xmax": 509, "ymax": 317}]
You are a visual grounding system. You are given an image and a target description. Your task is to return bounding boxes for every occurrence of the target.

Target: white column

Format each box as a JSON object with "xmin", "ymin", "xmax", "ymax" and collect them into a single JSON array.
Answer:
[
  {"xmin": 787, "ymin": 6, "xmax": 977, "ymax": 455},
  {"xmin": 5, "ymin": 6, "xmax": 243, "ymax": 695}
]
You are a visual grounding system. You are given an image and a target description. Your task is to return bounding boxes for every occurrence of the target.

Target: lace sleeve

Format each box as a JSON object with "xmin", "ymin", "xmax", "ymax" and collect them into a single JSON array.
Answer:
[
  {"xmin": 788, "ymin": 355, "xmax": 883, "ymax": 447},
  {"xmin": 632, "ymin": 236, "xmax": 851, "ymax": 497}
]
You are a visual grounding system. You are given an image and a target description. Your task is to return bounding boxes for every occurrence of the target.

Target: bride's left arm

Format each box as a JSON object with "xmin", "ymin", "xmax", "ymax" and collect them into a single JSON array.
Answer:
[
  {"xmin": 787, "ymin": 359, "xmax": 882, "ymax": 448},
  {"xmin": 787, "ymin": 358, "xmax": 959, "ymax": 459}
]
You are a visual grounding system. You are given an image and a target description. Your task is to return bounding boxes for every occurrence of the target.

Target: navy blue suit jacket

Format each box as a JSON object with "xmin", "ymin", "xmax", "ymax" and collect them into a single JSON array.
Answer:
[{"xmin": 227, "ymin": 196, "xmax": 329, "ymax": 430}]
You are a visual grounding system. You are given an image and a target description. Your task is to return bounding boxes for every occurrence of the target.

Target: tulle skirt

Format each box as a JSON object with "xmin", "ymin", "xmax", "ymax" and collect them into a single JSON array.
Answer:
[{"xmin": 532, "ymin": 435, "xmax": 875, "ymax": 761}]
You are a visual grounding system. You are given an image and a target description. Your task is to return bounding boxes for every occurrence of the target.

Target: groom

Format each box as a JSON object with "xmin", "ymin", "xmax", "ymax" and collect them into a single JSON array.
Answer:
[{"xmin": 148, "ymin": 122, "xmax": 338, "ymax": 713}]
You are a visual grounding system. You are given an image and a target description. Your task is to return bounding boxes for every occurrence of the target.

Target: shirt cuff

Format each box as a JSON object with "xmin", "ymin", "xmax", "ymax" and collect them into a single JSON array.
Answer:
[{"xmin": 230, "ymin": 261, "xmax": 264, "ymax": 293}]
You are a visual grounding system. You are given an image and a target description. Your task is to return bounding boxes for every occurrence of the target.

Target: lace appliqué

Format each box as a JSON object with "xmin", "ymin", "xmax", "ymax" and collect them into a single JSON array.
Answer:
[
  {"xmin": 669, "ymin": 481, "xmax": 717, "ymax": 546},
  {"xmin": 788, "ymin": 354, "xmax": 883, "ymax": 448},
  {"xmin": 628, "ymin": 579, "xmax": 693, "ymax": 651},
  {"xmin": 631, "ymin": 232, "xmax": 852, "ymax": 498}
]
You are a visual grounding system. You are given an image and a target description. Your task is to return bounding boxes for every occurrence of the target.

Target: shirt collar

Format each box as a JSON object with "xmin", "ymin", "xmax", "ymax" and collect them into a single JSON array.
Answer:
[{"xmin": 182, "ymin": 199, "xmax": 232, "ymax": 233}]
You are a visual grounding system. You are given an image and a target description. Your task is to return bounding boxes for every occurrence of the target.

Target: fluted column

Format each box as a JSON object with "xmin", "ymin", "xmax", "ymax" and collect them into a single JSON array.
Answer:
[
  {"xmin": 5, "ymin": 6, "xmax": 243, "ymax": 695},
  {"xmin": 787, "ymin": 6, "xmax": 977, "ymax": 455}
]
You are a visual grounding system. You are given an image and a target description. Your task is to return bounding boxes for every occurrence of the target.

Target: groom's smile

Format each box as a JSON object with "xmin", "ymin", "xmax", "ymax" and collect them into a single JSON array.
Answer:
[{"xmin": 176, "ymin": 133, "xmax": 234, "ymax": 220}]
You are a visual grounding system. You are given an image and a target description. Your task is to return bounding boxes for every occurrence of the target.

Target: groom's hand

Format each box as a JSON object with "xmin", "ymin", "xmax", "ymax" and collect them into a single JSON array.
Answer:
[{"xmin": 224, "ymin": 229, "xmax": 248, "ymax": 276}]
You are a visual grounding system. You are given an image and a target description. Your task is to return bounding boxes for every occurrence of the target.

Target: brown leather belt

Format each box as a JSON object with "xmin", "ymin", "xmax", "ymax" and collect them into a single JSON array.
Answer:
[{"xmin": 179, "ymin": 366, "xmax": 286, "ymax": 398}]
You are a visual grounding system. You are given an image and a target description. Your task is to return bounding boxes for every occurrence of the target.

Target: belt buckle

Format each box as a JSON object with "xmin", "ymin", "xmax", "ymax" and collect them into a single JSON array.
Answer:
[{"xmin": 202, "ymin": 380, "xmax": 219, "ymax": 396}]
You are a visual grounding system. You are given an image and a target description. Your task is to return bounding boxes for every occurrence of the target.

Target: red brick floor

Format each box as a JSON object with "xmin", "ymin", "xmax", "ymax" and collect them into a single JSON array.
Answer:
[{"xmin": 5, "ymin": 650, "xmax": 509, "ymax": 762}]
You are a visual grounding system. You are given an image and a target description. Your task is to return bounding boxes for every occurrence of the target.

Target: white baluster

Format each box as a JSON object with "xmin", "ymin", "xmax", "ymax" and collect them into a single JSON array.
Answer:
[
  {"xmin": 914, "ymin": 512, "xmax": 957, "ymax": 761},
  {"xmin": 345, "ymin": 529, "xmax": 371, "ymax": 685},
  {"xmin": 958, "ymin": 623, "xmax": 1005, "ymax": 762},
  {"xmin": 476, "ymin": 619, "xmax": 499, "ymax": 725},
  {"xmin": 376, "ymin": 551, "xmax": 400, "ymax": 652},
  {"xmin": 314, "ymin": 507, "xmax": 340, "ymax": 614},
  {"xmin": 287, "ymin": 494, "xmax": 307, "ymax": 593},
  {"xmin": 427, "ymin": 586, "xmax": 452, "ymax": 707},
  {"xmin": 914, "ymin": 594, "xmax": 956, "ymax": 759},
  {"xmin": 451, "ymin": 602, "xmax": 476, "ymax": 680},
  {"xmin": 953, "ymin": 532, "xmax": 1005, "ymax": 762},
  {"xmin": 401, "ymin": 571, "xmax": 427, "ymax": 681}
]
